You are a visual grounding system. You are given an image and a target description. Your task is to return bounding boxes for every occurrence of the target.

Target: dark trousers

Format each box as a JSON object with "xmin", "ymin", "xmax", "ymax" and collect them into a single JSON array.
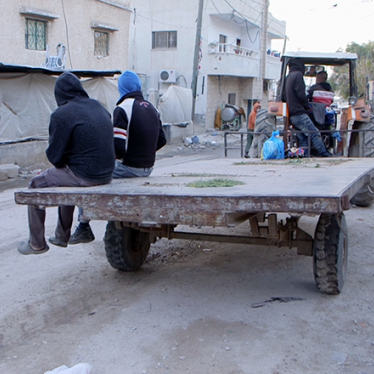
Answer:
[
  {"xmin": 27, "ymin": 166, "xmax": 100, "ymax": 248},
  {"xmin": 290, "ymin": 113, "xmax": 329, "ymax": 157},
  {"xmin": 244, "ymin": 129, "xmax": 254, "ymax": 155}
]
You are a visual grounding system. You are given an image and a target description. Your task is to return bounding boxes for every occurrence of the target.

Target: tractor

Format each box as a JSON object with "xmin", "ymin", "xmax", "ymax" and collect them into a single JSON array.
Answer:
[{"xmin": 267, "ymin": 51, "xmax": 374, "ymax": 158}]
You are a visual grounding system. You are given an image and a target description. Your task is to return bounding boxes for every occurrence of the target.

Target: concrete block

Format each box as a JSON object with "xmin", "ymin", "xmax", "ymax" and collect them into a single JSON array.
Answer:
[
  {"xmin": 0, "ymin": 141, "xmax": 49, "ymax": 167},
  {"xmin": 0, "ymin": 164, "xmax": 20, "ymax": 179}
]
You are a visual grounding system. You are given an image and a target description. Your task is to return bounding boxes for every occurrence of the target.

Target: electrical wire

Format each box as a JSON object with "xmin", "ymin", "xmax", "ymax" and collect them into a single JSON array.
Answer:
[
  {"xmin": 209, "ymin": 0, "xmax": 263, "ymax": 45},
  {"xmin": 61, "ymin": 0, "xmax": 73, "ymax": 69}
]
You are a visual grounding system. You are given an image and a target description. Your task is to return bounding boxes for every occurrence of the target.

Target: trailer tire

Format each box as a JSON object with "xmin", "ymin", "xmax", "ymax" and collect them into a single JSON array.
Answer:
[
  {"xmin": 104, "ymin": 221, "xmax": 150, "ymax": 271},
  {"xmin": 249, "ymin": 109, "xmax": 276, "ymax": 158},
  {"xmin": 350, "ymin": 179, "xmax": 374, "ymax": 207},
  {"xmin": 313, "ymin": 213, "xmax": 348, "ymax": 295}
]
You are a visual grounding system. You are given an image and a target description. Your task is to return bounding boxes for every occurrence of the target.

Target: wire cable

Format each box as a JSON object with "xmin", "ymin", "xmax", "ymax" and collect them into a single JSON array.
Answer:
[{"xmin": 61, "ymin": 0, "xmax": 73, "ymax": 68}]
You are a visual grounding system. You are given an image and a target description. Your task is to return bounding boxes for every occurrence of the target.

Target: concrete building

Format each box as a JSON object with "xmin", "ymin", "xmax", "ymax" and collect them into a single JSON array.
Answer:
[
  {"xmin": 0, "ymin": 0, "xmax": 131, "ymax": 71},
  {"xmin": 0, "ymin": 0, "xmax": 132, "ymax": 167},
  {"xmin": 128, "ymin": 0, "xmax": 286, "ymax": 138}
]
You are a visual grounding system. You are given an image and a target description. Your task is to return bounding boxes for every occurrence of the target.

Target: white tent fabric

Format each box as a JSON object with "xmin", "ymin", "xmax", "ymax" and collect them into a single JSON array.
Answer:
[
  {"xmin": 81, "ymin": 77, "xmax": 119, "ymax": 114},
  {"xmin": 0, "ymin": 73, "xmax": 119, "ymax": 144},
  {"xmin": 158, "ymin": 85, "xmax": 192, "ymax": 126}
]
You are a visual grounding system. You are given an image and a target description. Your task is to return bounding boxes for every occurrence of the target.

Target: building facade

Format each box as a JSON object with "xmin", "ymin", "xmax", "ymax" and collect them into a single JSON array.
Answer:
[
  {"xmin": 0, "ymin": 0, "xmax": 131, "ymax": 71},
  {"xmin": 128, "ymin": 0, "xmax": 286, "ymax": 136}
]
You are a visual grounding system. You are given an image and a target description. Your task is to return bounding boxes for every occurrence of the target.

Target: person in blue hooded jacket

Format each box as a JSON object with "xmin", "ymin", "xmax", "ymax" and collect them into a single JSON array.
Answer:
[
  {"xmin": 69, "ymin": 70, "xmax": 167, "ymax": 244},
  {"xmin": 18, "ymin": 72, "xmax": 115, "ymax": 255}
]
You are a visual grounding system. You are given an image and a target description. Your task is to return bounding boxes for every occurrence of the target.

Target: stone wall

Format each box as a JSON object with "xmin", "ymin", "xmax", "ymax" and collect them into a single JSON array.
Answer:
[
  {"xmin": 0, "ymin": 0, "xmax": 131, "ymax": 71},
  {"xmin": 0, "ymin": 141, "xmax": 49, "ymax": 167}
]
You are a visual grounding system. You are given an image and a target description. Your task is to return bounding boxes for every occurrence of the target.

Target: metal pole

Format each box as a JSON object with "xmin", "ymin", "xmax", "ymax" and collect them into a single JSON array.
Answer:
[
  {"xmin": 191, "ymin": 0, "xmax": 204, "ymax": 127},
  {"xmin": 260, "ymin": 0, "xmax": 269, "ymax": 82}
]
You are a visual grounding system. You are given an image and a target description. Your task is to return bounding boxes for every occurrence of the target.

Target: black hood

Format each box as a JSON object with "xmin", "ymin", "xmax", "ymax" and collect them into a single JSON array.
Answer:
[
  {"xmin": 54, "ymin": 72, "xmax": 89, "ymax": 107},
  {"xmin": 288, "ymin": 59, "xmax": 305, "ymax": 74}
]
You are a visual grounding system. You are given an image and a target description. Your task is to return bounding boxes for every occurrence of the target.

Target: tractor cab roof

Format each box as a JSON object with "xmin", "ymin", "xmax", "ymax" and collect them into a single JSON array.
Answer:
[
  {"xmin": 275, "ymin": 51, "xmax": 358, "ymax": 101},
  {"xmin": 282, "ymin": 51, "xmax": 357, "ymax": 66}
]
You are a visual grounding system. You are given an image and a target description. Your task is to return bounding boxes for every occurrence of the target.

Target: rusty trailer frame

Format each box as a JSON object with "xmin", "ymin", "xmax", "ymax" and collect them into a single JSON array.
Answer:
[{"xmin": 14, "ymin": 157, "xmax": 374, "ymax": 294}]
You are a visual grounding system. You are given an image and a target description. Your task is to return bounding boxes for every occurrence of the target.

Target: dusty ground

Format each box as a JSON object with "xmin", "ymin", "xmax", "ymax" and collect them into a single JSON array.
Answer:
[{"xmin": 1, "ymin": 133, "xmax": 374, "ymax": 374}]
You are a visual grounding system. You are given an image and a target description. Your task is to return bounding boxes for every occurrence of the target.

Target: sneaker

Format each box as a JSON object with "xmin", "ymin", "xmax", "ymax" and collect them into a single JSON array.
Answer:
[
  {"xmin": 68, "ymin": 226, "xmax": 95, "ymax": 245},
  {"xmin": 244, "ymin": 153, "xmax": 250, "ymax": 158},
  {"xmin": 49, "ymin": 237, "xmax": 68, "ymax": 248}
]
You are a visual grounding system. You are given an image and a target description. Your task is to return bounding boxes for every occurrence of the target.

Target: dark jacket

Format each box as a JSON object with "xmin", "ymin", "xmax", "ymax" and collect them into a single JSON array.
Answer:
[
  {"xmin": 46, "ymin": 72, "xmax": 115, "ymax": 183},
  {"xmin": 284, "ymin": 60, "xmax": 310, "ymax": 117},
  {"xmin": 113, "ymin": 91, "xmax": 167, "ymax": 168},
  {"xmin": 307, "ymin": 81, "xmax": 333, "ymax": 101}
]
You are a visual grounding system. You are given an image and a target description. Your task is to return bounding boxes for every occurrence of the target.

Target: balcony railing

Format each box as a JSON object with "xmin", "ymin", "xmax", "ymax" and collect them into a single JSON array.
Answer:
[{"xmin": 208, "ymin": 43, "xmax": 259, "ymax": 59}]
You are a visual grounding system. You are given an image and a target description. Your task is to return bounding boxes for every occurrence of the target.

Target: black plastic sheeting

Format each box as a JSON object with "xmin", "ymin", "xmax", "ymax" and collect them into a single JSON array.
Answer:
[{"xmin": 0, "ymin": 62, "xmax": 121, "ymax": 77}]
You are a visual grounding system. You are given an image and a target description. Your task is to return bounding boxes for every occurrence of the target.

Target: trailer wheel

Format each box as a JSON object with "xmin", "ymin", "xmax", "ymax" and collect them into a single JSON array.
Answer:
[
  {"xmin": 103, "ymin": 221, "xmax": 150, "ymax": 271},
  {"xmin": 313, "ymin": 213, "xmax": 348, "ymax": 295},
  {"xmin": 350, "ymin": 179, "xmax": 374, "ymax": 207}
]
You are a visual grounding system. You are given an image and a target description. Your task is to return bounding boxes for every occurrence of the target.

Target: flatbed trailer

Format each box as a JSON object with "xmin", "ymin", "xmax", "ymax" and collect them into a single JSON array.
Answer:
[{"xmin": 14, "ymin": 157, "xmax": 374, "ymax": 295}]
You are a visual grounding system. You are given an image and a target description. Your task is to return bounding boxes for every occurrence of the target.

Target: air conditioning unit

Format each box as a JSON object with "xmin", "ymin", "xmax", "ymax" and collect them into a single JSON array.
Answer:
[{"xmin": 159, "ymin": 69, "xmax": 177, "ymax": 83}]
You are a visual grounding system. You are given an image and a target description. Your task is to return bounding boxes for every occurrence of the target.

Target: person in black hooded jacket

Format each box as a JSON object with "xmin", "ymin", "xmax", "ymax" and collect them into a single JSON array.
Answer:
[
  {"xmin": 18, "ymin": 72, "xmax": 115, "ymax": 255},
  {"xmin": 284, "ymin": 59, "xmax": 331, "ymax": 157}
]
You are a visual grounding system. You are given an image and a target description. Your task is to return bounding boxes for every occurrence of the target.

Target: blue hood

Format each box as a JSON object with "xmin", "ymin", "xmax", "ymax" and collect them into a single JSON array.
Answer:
[{"xmin": 118, "ymin": 70, "xmax": 141, "ymax": 98}]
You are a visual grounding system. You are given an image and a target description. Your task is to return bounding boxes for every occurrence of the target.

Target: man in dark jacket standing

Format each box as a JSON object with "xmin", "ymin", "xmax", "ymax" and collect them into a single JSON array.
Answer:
[
  {"xmin": 69, "ymin": 70, "xmax": 167, "ymax": 244},
  {"xmin": 284, "ymin": 59, "xmax": 331, "ymax": 157},
  {"xmin": 18, "ymin": 72, "xmax": 115, "ymax": 255}
]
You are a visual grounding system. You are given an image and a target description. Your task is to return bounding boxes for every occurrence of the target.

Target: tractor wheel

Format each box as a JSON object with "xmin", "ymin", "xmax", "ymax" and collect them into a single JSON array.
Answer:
[
  {"xmin": 248, "ymin": 109, "xmax": 276, "ymax": 158},
  {"xmin": 360, "ymin": 120, "xmax": 374, "ymax": 158},
  {"xmin": 350, "ymin": 179, "xmax": 374, "ymax": 207},
  {"xmin": 349, "ymin": 118, "xmax": 374, "ymax": 157},
  {"xmin": 103, "ymin": 221, "xmax": 150, "ymax": 271},
  {"xmin": 313, "ymin": 213, "xmax": 348, "ymax": 295}
]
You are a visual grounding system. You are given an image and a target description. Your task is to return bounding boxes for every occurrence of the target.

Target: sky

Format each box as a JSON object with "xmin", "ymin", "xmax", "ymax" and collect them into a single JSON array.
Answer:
[{"xmin": 269, "ymin": 0, "xmax": 374, "ymax": 53}]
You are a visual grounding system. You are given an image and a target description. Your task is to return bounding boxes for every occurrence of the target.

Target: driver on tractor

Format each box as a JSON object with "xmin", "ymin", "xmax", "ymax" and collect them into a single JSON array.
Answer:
[
  {"xmin": 307, "ymin": 71, "xmax": 336, "ymax": 149},
  {"xmin": 307, "ymin": 71, "xmax": 334, "ymax": 104},
  {"xmin": 284, "ymin": 59, "xmax": 332, "ymax": 157}
]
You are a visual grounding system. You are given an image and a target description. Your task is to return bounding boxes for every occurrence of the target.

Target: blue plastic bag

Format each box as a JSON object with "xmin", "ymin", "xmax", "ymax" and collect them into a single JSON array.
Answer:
[
  {"xmin": 332, "ymin": 131, "xmax": 341, "ymax": 142},
  {"xmin": 262, "ymin": 131, "xmax": 284, "ymax": 160}
]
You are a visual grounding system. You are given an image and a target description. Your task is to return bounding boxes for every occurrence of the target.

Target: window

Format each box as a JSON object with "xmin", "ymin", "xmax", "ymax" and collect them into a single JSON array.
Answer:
[
  {"xmin": 219, "ymin": 34, "xmax": 227, "ymax": 52},
  {"xmin": 228, "ymin": 93, "xmax": 236, "ymax": 105},
  {"xmin": 94, "ymin": 31, "xmax": 109, "ymax": 56},
  {"xmin": 152, "ymin": 31, "xmax": 177, "ymax": 49},
  {"xmin": 25, "ymin": 19, "xmax": 46, "ymax": 50}
]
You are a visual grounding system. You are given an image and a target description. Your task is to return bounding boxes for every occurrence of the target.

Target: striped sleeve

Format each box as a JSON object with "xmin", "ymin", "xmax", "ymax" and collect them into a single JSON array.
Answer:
[{"xmin": 114, "ymin": 127, "xmax": 127, "ymax": 141}]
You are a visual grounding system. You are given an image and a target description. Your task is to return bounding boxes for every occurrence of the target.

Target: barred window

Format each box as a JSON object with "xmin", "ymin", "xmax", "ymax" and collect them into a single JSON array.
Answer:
[
  {"xmin": 25, "ymin": 19, "xmax": 46, "ymax": 50},
  {"xmin": 152, "ymin": 31, "xmax": 177, "ymax": 49},
  {"xmin": 228, "ymin": 93, "xmax": 236, "ymax": 105},
  {"xmin": 94, "ymin": 31, "xmax": 109, "ymax": 56}
]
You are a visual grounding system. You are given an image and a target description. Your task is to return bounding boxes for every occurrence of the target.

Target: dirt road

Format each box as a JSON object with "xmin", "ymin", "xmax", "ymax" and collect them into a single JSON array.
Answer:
[{"xmin": 1, "ymin": 135, "xmax": 374, "ymax": 374}]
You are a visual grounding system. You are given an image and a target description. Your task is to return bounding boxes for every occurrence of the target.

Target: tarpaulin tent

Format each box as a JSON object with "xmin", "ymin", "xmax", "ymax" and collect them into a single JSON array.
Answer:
[
  {"xmin": 158, "ymin": 85, "xmax": 192, "ymax": 127},
  {"xmin": 0, "ymin": 64, "xmax": 120, "ymax": 144}
]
